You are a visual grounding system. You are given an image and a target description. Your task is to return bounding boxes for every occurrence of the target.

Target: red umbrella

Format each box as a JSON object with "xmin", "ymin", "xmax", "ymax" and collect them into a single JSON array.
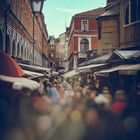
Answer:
[{"xmin": 0, "ymin": 52, "xmax": 24, "ymax": 77}]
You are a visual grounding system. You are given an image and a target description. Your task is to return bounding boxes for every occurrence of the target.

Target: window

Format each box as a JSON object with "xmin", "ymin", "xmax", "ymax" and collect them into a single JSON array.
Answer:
[
  {"xmin": 49, "ymin": 62, "xmax": 53, "ymax": 67},
  {"xmin": 130, "ymin": 0, "xmax": 140, "ymax": 21},
  {"xmin": 131, "ymin": 0, "xmax": 140, "ymax": 22},
  {"xmin": 125, "ymin": 5, "xmax": 129, "ymax": 25},
  {"xmin": 131, "ymin": 0, "xmax": 137, "ymax": 22},
  {"xmin": 81, "ymin": 20, "xmax": 88, "ymax": 31},
  {"xmin": 98, "ymin": 21, "xmax": 102, "ymax": 40},
  {"xmin": 80, "ymin": 39, "xmax": 89, "ymax": 53},
  {"xmin": 124, "ymin": 0, "xmax": 140, "ymax": 25},
  {"xmin": 136, "ymin": 0, "xmax": 140, "ymax": 20}
]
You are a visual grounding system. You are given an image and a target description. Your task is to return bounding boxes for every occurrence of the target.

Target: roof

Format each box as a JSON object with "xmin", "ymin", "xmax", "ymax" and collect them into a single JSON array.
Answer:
[
  {"xmin": 78, "ymin": 63, "xmax": 107, "ymax": 71},
  {"xmin": 95, "ymin": 64, "xmax": 140, "ymax": 75},
  {"xmin": 79, "ymin": 53, "xmax": 112, "ymax": 66},
  {"xmin": 114, "ymin": 50, "xmax": 140, "ymax": 59},
  {"xmin": 98, "ymin": 9, "xmax": 118, "ymax": 18},
  {"xmin": 75, "ymin": 7, "xmax": 105, "ymax": 17}
]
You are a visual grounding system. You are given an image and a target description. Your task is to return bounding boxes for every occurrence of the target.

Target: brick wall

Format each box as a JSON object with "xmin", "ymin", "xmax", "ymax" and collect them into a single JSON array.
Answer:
[{"xmin": 0, "ymin": 0, "xmax": 49, "ymax": 66}]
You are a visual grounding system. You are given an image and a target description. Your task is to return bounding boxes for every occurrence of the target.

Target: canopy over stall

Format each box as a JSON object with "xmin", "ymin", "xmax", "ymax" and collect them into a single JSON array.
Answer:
[
  {"xmin": 78, "ymin": 63, "xmax": 107, "ymax": 72},
  {"xmin": 19, "ymin": 63, "xmax": 51, "ymax": 74},
  {"xmin": 63, "ymin": 70, "xmax": 79, "ymax": 78},
  {"xmin": 0, "ymin": 74, "xmax": 40, "ymax": 93},
  {"xmin": 95, "ymin": 64, "xmax": 140, "ymax": 76},
  {"xmin": 23, "ymin": 69, "xmax": 45, "ymax": 79},
  {"xmin": 0, "ymin": 52, "xmax": 24, "ymax": 77}
]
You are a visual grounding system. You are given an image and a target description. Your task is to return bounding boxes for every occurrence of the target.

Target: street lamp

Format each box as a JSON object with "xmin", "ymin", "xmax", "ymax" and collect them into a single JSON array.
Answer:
[{"xmin": 30, "ymin": 0, "xmax": 45, "ymax": 65}]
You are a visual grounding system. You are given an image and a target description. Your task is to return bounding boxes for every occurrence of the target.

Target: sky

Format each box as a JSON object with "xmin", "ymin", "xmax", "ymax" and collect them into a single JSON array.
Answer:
[{"xmin": 43, "ymin": 0, "xmax": 106, "ymax": 37}]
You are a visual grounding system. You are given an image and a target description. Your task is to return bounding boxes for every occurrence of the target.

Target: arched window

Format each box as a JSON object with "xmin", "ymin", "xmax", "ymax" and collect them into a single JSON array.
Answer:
[
  {"xmin": 131, "ymin": 0, "xmax": 137, "ymax": 22},
  {"xmin": 125, "ymin": 5, "xmax": 129, "ymax": 25},
  {"xmin": 17, "ymin": 43, "xmax": 20, "ymax": 57},
  {"xmin": 21, "ymin": 45, "xmax": 24, "ymax": 59},
  {"xmin": 130, "ymin": 0, "xmax": 140, "ymax": 22},
  {"xmin": 80, "ymin": 39, "xmax": 89, "ymax": 53},
  {"xmin": 12, "ymin": 40, "xmax": 16, "ymax": 56},
  {"xmin": 5, "ymin": 35, "xmax": 11, "ymax": 54},
  {"xmin": 124, "ymin": 0, "xmax": 140, "ymax": 25},
  {"xmin": 0, "ymin": 29, "xmax": 4, "ymax": 52}
]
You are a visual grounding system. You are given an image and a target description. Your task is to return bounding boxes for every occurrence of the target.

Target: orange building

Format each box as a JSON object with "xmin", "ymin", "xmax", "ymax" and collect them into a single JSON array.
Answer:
[{"xmin": 68, "ymin": 8, "xmax": 105, "ymax": 70}]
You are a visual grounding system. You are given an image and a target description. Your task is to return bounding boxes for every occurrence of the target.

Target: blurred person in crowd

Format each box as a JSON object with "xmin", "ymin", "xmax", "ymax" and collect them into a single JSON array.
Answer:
[
  {"xmin": 94, "ymin": 87, "xmax": 112, "ymax": 110},
  {"xmin": 82, "ymin": 83, "xmax": 89, "ymax": 96},
  {"xmin": 38, "ymin": 78, "xmax": 46, "ymax": 95},
  {"xmin": 111, "ymin": 90, "xmax": 127, "ymax": 117},
  {"xmin": 47, "ymin": 82, "xmax": 59, "ymax": 103},
  {"xmin": 54, "ymin": 79, "xmax": 64, "ymax": 98},
  {"xmin": 73, "ymin": 87, "xmax": 84, "ymax": 105},
  {"xmin": 86, "ymin": 86, "xmax": 98, "ymax": 107}
]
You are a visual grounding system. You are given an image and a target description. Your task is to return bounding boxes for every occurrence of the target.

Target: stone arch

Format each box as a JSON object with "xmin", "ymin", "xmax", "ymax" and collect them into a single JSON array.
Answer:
[
  {"xmin": 5, "ymin": 34, "xmax": 11, "ymax": 54},
  {"xmin": 21, "ymin": 45, "xmax": 24, "ymax": 59},
  {"xmin": 26, "ymin": 47, "xmax": 30, "ymax": 61},
  {"xmin": 0, "ymin": 29, "xmax": 4, "ymax": 52},
  {"xmin": 24, "ymin": 47, "xmax": 27, "ymax": 60},
  {"xmin": 17, "ymin": 42, "xmax": 20, "ymax": 58},
  {"xmin": 23, "ymin": 47, "xmax": 26, "ymax": 60},
  {"xmin": 29, "ymin": 48, "xmax": 32, "ymax": 62},
  {"xmin": 12, "ymin": 40, "xmax": 16, "ymax": 56},
  {"xmin": 26, "ymin": 47, "xmax": 28, "ymax": 60}
]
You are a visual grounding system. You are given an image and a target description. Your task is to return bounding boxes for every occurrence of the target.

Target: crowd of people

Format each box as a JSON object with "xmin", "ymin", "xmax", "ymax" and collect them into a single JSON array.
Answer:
[{"xmin": 0, "ymin": 75, "xmax": 140, "ymax": 140}]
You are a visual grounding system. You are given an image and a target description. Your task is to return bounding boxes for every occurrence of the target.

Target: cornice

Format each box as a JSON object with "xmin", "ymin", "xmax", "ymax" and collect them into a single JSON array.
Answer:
[
  {"xmin": 74, "ymin": 15, "xmax": 99, "ymax": 19},
  {"xmin": 105, "ymin": 0, "xmax": 120, "ymax": 11}
]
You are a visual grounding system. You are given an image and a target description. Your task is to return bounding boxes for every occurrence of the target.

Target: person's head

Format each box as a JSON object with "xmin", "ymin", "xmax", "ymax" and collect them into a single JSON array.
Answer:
[
  {"xmin": 47, "ymin": 82, "xmax": 52, "ymax": 88},
  {"xmin": 89, "ymin": 90, "xmax": 97, "ymax": 100},
  {"xmin": 114, "ymin": 90, "xmax": 126, "ymax": 101},
  {"xmin": 87, "ymin": 86, "xmax": 98, "ymax": 100},
  {"xmin": 53, "ymin": 80, "xmax": 60, "ymax": 88},
  {"xmin": 74, "ymin": 87, "xmax": 83, "ymax": 101},
  {"xmin": 102, "ymin": 86, "xmax": 110, "ymax": 95},
  {"xmin": 103, "ymin": 86, "xmax": 109, "ymax": 91}
]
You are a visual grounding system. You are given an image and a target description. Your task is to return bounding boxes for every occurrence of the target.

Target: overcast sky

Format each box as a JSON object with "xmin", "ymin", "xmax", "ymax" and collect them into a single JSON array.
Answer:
[{"xmin": 43, "ymin": 0, "xmax": 106, "ymax": 37}]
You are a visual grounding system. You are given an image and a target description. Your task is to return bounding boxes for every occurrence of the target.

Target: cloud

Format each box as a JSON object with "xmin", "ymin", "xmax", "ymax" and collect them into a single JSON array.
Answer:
[{"xmin": 56, "ymin": 7, "xmax": 81, "ymax": 14}]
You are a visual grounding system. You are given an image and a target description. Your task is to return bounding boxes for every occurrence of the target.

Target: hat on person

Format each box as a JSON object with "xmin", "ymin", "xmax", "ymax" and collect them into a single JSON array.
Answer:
[
  {"xmin": 114, "ymin": 90, "xmax": 126, "ymax": 101},
  {"xmin": 103, "ymin": 86, "xmax": 109, "ymax": 90}
]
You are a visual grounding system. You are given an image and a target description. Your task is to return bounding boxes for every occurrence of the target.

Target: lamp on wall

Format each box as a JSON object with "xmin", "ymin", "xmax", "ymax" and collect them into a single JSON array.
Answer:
[{"xmin": 30, "ymin": 0, "xmax": 45, "ymax": 65}]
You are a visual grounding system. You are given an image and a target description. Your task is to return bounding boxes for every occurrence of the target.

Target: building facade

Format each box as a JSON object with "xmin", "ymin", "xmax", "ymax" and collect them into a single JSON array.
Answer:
[
  {"xmin": 97, "ymin": 0, "xmax": 140, "ymax": 54},
  {"xmin": 119, "ymin": 0, "xmax": 140, "ymax": 48},
  {"xmin": 48, "ymin": 36, "xmax": 59, "ymax": 70},
  {"xmin": 97, "ymin": 8, "xmax": 119, "ymax": 54},
  {"xmin": 0, "ymin": 0, "xmax": 49, "ymax": 67},
  {"xmin": 67, "ymin": 8, "xmax": 105, "ymax": 70},
  {"xmin": 55, "ymin": 32, "xmax": 69, "ymax": 72}
]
